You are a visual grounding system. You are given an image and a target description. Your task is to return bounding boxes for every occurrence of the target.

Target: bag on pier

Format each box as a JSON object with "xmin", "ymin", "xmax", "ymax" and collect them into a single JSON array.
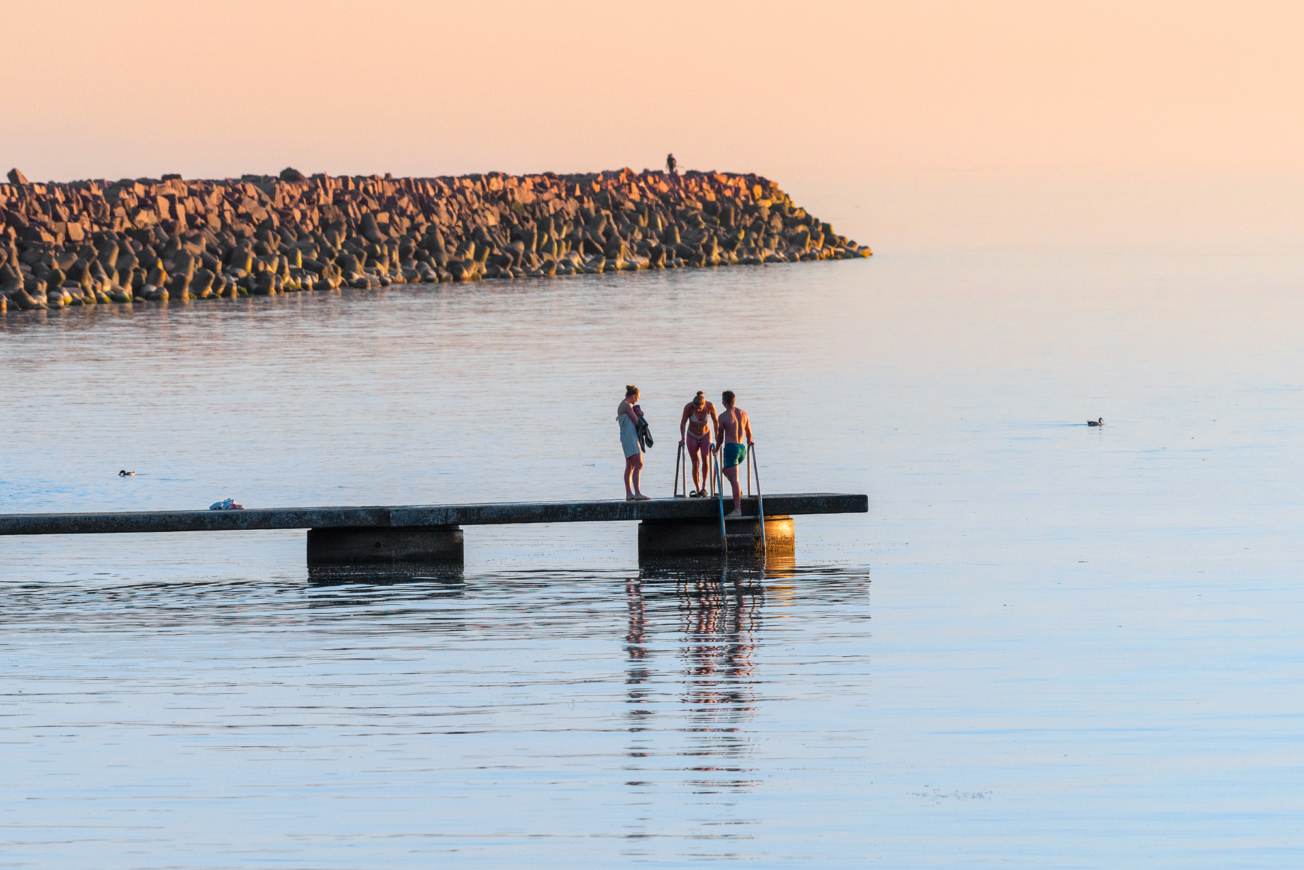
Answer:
[{"xmin": 209, "ymin": 498, "xmax": 245, "ymax": 511}]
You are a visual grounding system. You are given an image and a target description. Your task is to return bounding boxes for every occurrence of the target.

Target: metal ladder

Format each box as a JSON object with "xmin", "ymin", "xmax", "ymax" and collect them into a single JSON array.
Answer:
[
  {"xmin": 674, "ymin": 441, "xmax": 718, "ymax": 499},
  {"xmin": 716, "ymin": 445, "xmax": 766, "ymax": 557}
]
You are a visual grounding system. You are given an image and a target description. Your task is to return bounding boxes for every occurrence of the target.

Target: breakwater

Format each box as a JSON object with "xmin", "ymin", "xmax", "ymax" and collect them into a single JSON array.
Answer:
[{"xmin": 0, "ymin": 166, "xmax": 870, "ymax": 313}]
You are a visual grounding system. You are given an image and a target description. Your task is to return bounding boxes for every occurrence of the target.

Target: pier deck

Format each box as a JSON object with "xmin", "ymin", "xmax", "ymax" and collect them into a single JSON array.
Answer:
[
  {"xmin": 0, "ymin": 494, "xmax": 864, "ymax": 536},
  {"xmin": 0, "ymin": 494, "xmax": 867, "ymax": 565}
]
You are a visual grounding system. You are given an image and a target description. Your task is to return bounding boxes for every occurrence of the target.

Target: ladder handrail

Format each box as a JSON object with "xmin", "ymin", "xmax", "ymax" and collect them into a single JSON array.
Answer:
[
  {"xmin": 716, "ymin": 443, "xmax": 766, "ymax": 558},
  {"xmin": 750, "ymin": 443, "xmax": 766, "ymax": 554},
  {"xmin": 678, "ymin": 440, "xmax": 721, "ymax": 499},
  {"xmin": 746, "ymin": 445, "xmax": 752, "ymax": 497},
  {"xmin": 715, "ymin": 450, "xmax": 727, "ymax": 551}
]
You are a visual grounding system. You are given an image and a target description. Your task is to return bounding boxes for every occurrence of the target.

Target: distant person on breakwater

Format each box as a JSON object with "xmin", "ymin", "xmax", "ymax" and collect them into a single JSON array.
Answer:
[
  {"xmin": 666, "ymin": 153, "xmax": 677, "ymax": 175},
  {"xmin": 679, "ymin": 391, "xmax": 720, "ymax": 498},
  {"xmin": 619, "ymin": 385, "xmax": 650, "ymax": 501},
  {"xmin": 718, "ymin": 390, "xmax": 754, "ymax": 517}
]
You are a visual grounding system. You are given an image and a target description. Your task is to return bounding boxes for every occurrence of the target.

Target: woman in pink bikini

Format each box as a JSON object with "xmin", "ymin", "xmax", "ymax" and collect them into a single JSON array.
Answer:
[{"xmin": 678, "ymin": 391, "xmax": 720, "ymax": 497}]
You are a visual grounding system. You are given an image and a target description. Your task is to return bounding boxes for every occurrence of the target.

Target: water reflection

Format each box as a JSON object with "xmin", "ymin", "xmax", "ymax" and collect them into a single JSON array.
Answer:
[
  {"xmin": 675, "ymin": 573, "xmax": 761, "ymax": 795},
  {"xmin": 617, "ymin": 562, "xmax": 875, "ymax": 857},
  {"xmin": 0, "ymin": 562, "xmax": 870, "ymax": 868},
  {"xmin": 623, "ymin": 578, "xmax": 654, "ymax": 788},
  {"xmin": 308, "ymin": 564, "xmax": 466, "ymax": 586},
  {"xmin": 625, "ymin": 563, "xmax": 770, "ymax": 804}
]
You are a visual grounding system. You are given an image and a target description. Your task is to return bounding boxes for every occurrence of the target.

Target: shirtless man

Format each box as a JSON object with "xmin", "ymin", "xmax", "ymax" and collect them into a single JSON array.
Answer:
[
  {"xmin": 678, "ymin": 391, "xmax": 720, "ymax": 497},
  {"xmin": 717, "ymin": 390, "xmax": 754, "ymax": 517}
]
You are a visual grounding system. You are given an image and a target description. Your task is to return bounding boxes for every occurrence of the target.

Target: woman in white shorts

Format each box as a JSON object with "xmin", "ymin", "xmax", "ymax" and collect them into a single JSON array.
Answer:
[{"xmin": 618, "ymin": 385, "xmax": 649, "ymax": 501}]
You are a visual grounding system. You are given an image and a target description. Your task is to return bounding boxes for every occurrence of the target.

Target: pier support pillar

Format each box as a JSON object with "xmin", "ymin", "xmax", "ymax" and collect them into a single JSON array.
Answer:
[
  {"xmin": 637, "ymin": 516, "xmax": 794, "ymax": 560},
  {"xmin": 307, "ymin": 525, "xmax": 464, "ymax": 567}
]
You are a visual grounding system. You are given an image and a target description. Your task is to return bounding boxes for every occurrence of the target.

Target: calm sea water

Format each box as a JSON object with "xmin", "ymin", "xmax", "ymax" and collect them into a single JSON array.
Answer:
[{"xmin": 3, "ymin": 173, "xmax": 1303, "ymax": 867}]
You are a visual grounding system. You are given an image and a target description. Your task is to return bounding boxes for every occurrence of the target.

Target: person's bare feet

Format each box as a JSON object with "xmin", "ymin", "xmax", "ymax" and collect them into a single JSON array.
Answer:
[
  {"xmin": 634, "ymin": 494, "xmax": 651, "ymax": 501},
  {"xmin": 724, "ymin": 509, "xmax": 742, "ymax": 518}
]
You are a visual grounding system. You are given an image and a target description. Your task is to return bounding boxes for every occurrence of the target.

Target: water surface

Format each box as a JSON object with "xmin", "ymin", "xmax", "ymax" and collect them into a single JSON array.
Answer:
[{"xmin": 3, "ymin": 176, "xmax": 1303, "ymax": 867}]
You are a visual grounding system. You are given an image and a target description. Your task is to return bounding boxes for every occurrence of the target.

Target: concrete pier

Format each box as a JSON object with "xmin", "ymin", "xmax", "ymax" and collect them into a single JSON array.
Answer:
[{"xmin": 0, "ymin": 493, "xmax": 866, "ymax": 568}]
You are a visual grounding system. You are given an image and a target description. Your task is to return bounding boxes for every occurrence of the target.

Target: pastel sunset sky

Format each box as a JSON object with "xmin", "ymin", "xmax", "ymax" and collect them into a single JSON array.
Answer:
[{"xmin": 4, "ymin": 0, "xmax": 1301, "ymax": 186}]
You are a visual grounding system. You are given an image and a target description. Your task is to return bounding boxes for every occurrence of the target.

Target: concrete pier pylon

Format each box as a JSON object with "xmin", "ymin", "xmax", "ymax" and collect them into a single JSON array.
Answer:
[
  {"xmin": 637, "ymin": 516, "xmax": 794, "ymax": 559},
  {"xmin": 306, "ymin": 525, "xmax": 464, "ymax": 566}
]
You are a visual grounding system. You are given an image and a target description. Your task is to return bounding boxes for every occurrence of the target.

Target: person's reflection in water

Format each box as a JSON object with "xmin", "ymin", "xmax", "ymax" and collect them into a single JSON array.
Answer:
[
  {"xmin": 676, "ymin": 568, "xmax": 761, "ymax": 794},
  {"xmin": 624, "ymin": 563, "xmax": 871, "ymax": 857},
  {"xmin": 624, "ymin": 565, "xmax": 764, "ymax": 794},
  {"xmin": 624, "ymin": 578, "xmax": 654, "ymax": 781}
]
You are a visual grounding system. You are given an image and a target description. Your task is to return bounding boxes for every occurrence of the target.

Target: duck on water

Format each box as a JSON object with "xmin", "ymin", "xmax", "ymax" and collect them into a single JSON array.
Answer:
[{"xmin": 1088, "ymin": 418, "xmax": 1104, "ymax": 427}]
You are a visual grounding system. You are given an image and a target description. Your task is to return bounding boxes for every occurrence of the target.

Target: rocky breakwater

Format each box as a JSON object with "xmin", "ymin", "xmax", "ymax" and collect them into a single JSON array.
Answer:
[{"xmin": 0, "ymin": 165, "xmax": 870, "ymax": 314}]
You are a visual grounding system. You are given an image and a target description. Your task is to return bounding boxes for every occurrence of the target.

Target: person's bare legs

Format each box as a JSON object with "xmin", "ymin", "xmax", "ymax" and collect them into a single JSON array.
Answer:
[
  {"xmin": 625, "ymin": 453, "xmax": 645, "ymax": 499},
  {"xmin": 688, "ymin": 440, "xmax": 706, "ymax": 493},
  {"xmin": 723, "ymin": 464, "xmax": 741, "ymax": 515}
]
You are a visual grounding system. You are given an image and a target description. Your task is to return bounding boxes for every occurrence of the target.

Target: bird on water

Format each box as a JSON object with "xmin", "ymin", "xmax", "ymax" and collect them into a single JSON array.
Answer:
[
  {"xmin": 118, "ymin": 470, "xmax": 135, "ymax": 476},
  {"xmin": 1087, "ymin": 418, "xmax": 1103, "ymax": 427}
]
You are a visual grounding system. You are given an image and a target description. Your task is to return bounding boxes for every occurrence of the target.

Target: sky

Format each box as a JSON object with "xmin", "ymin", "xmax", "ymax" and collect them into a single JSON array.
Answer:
[{"xmin": 3, "ymin": 1, "xmax": 1303, "ymax": 188}]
